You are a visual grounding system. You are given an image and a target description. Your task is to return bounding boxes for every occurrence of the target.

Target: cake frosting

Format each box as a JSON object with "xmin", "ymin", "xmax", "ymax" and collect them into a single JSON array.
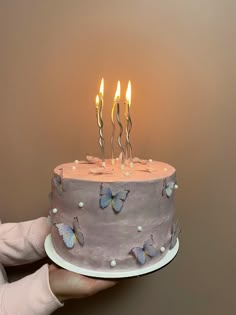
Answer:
[{"xmin": 49, "ymin": 158, "xmax": 178, "ymax": 274}]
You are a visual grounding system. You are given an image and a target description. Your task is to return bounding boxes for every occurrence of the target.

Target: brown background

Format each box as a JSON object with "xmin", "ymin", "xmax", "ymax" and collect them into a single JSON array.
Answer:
[{"xmin": 1, "ymin": 1, "xmax": 236, "ymax": 314}]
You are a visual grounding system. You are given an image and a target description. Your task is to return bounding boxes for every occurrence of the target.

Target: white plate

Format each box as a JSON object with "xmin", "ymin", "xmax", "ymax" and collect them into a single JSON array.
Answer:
[{"xmin": 45, "ymin": 234, "xmax": 179, "ymax": 278}]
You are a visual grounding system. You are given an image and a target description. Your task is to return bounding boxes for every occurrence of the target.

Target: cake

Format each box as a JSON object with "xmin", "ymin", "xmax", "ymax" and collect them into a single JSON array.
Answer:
[{"xmin": 48, "ymin": 156, "xmax": 179, "ymax": 276}]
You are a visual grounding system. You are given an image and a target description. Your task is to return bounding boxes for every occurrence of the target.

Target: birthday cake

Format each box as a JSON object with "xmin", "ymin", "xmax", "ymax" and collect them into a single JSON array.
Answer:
[{"xmin": 48, "ymin": 156, "xmax": 179, "ymax": 276}]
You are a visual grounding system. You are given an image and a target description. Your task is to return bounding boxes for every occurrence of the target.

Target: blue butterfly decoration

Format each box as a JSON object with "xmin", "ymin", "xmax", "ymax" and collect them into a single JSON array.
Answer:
[
  {"xmin": 55, "ymin": 217, "xmax": 84, "ymax": 249},
  {"xmin": 162, "ymin": 178, "xmax": 178, "ymax": 198},
  {"xmin": 131, "ymin": 236, "xmax": 158, "ymax": 265},
  {"xmin": 99, "ymin": 183, "xmax": 130, "ymax": 213},
  {"xmin": 169, "ymin": 221, "xmax": 181, "ymax": 249},
  {"xmin": 52, "ymin": 174, "xmax": 64, "ymax": 195}
]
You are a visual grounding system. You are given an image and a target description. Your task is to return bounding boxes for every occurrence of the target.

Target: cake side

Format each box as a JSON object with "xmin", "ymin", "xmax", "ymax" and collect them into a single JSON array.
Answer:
[{"xmin": 50, "ymin": 159, "xmax": 178, "ymax": 273}]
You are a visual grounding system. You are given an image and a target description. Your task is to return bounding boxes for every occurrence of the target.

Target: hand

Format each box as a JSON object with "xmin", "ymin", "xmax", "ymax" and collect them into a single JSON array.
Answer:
[{"xmin": 48, "ymin": 264, "xmax": 117, "ymax": 302}]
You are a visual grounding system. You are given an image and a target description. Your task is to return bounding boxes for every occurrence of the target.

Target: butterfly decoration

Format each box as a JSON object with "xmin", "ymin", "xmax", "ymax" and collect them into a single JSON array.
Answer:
[
  {"xmin": 132, "ymin": 157, "xmax": 148, "ymax": 165},
  {"xmin": 169, "ymin": 221, "xmax": 181, "ymax": 249},
  {"xmin": 52, "ymin": 173, "xmax": 64, "ymax": 195},
  {"xmin": 162, "ymin": 178, "xmax": 178, "ymax": 198},
  {"xmin": 86, "ymin": 155, "xmax": 102, "ymax": 164},
  {"xmin": 47, "ymin": 211, "xmax": 52, "ymax": 227},
  {"xmin": 72, "ymin": 156, "xmax": 102, "ymax": 165},
  {"xmin": 137, "ymin": 166, "xmax": 154, "ymax": 173},
  {"xmin": 131, "ymin": 236, "xmax": 158, "ymax": 265},
  {"xmin": 99, "ymin": 183, "xmax": 130, "ymax": 213},
  {"xmin": 55, "ymin": 217, "xmax": 84, "ymax": 249},
  {"xmin": 89, "ymin": 167, "xmax": 113, "ymax": 175}
]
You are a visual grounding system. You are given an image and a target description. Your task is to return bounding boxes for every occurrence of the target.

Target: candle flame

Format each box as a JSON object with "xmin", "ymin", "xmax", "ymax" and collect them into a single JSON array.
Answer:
[
  {"xmin": 126, "ymin": 80, "xmax": 131, "ymax": 106},
  {"xmin": 96, "ymin": 94, "xmax": 99, "ymax": 109},
  {"xmin": 114, "ymin": 81, "xmax": 121, "ymax": 101},
  {"xmin": 99, "ymin": 78, "xmax": 104, "ymax": 97}
]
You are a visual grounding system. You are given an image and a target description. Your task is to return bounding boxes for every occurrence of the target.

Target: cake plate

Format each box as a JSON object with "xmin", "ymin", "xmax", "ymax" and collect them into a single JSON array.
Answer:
[{"xmin": 45, "ymin": 234, "xmax": 179, "ymax": 279}]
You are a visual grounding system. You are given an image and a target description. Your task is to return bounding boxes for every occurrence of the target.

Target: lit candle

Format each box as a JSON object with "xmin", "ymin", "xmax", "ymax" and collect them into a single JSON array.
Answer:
[
  {"xmin": 95, "ymin": 78, "xmax": 105, "ymax": 167},
  {"xmin": 125, "ymin": 80, "xmax": 133, "ymax": 167},
  {"xmin": 112, "ymin": 81, "xmax": 125, "ymax": 169},
  {"xmin": 111, "ymin": 82, "xmax": 119, "ymax": 164},
  {"xmin": 99, "ymin": 78, "xmax": 104, "ymax": 100}
]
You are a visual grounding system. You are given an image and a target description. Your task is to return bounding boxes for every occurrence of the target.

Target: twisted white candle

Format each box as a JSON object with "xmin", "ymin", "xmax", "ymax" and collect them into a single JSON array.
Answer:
[
  {"xmin": 112, "ymin": 81, "xmax": 125, "ymax": 169},
  {"xmin": 125, "ymin": 81, "xmax": 133, "ymax": 168},
  {"xmin": 111, "ymin": 100, "xmax": 116, "ymax": 165},
  {"xmin": 95, "ymin": 78, "xmax": 105, "ymax": 167}
]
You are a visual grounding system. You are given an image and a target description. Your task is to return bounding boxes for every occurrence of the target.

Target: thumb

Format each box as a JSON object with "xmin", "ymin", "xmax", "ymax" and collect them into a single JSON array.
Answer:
[{"xmin": 48, "ymin": 263, "xmax": 59, "ymax": 272}]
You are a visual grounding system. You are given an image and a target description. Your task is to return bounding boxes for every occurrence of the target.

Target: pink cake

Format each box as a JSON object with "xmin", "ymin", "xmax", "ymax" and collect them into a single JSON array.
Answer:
[{"xmin": 49, "ymin": 157, "xmax": 179, "ymax": 275}]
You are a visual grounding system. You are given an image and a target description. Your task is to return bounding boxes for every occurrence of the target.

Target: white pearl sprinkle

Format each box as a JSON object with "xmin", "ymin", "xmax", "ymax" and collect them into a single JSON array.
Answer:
[
  {"xmin": 72, "ymin": 166, "xmax": 76, "ymax": 170},
  {"xmin": 75, "ymin": 160, "xmax": 79, "ymax": 164},
  {"xmin": 52, "ymin": 208, "xmax": 58, "ymax": 214},
  {"xmin": 149, "ymin": 159, "xmax": 153, "ymax": 163},
  {"xmin": 174, "ymin": 184, "xmax": 179, "ymax": 189},
  {"xmin": 110, "ymin": 260, "xmax": 117, "ymax": 267},
  {"xmin": 137, "ymin": 226, "xmax": 143, "ymax": 232},
  {"xmin": 160, "ymin": 246, "xmax": 165, "ymax": 253},
  {"xmin": 116, "ymin": 157, "xmax": 119, "ymax": 161},
  {"xmin": 164, "ymin": 167, "xmax": 168, "ymax": 171},
  {"xmin": 78, "ymin": 202, "xmax": 84, "ymax": 208},
  {"xmin": 125, "ymin": 171, "xmax": 130, "ymax": 176}
]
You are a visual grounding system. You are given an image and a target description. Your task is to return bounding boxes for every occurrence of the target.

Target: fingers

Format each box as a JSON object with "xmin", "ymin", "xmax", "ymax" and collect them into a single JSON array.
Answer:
[
  {"xmin": 48, "ymin": 264, "xmax": 117, "ymax": 301},
  {"xmin": 48, "ymin": 263, "xmax": 59, "ymax": 272},
  {"xmin": 85, "ymin": 278, "xmax": 117, "ymax": 296}
]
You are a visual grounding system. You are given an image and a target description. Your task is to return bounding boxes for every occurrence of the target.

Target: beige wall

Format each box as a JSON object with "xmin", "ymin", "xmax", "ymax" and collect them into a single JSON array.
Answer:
[{"xmin": 1, "ymin": 1, "xmax": 236, "ymax": 314}]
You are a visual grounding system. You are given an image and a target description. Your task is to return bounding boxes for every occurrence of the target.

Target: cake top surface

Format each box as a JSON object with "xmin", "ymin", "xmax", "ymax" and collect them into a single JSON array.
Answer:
[{"xmin": 54, "ymin": 158, "xmax": 176, "ymax": 182}]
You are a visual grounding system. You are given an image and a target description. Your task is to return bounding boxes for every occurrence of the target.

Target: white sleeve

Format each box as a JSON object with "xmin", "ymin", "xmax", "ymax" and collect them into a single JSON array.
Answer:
[
  {"xmin": 0, "ymin": 264, "xmax": 63, "ymax": 315},
  {"xmin": 0, "ymin": 217, "xmax": 50, "ymax": 266}
]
